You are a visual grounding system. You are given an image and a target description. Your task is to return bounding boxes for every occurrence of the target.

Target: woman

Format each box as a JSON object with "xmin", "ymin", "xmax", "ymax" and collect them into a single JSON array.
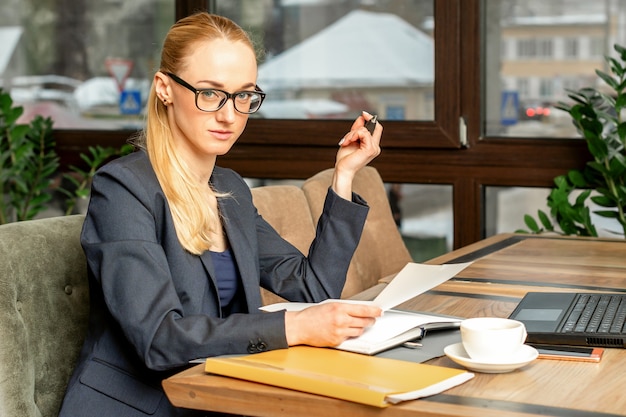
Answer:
[{"xmin": 59, "ymin": 12, "xmax": 382, "ymax": 417}]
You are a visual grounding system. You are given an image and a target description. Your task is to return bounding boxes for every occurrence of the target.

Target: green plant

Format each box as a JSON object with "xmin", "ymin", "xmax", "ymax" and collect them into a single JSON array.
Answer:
[
  {"xmin": 60, "ymin": 143, "xmax": 133, "ymax": 215},
  {"xmin": 519, "ymin": 44, "xmax": 626, "ymax": 238},
  {"xmin": 0, "ymin": 89, "xmax": 58, "ymax": 224},
  {"xmin": 1, "ymin": 88, "xmax": 134, "ymax": 223}
]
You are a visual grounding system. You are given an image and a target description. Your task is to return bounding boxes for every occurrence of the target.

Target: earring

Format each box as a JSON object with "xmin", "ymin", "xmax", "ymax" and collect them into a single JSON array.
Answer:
[{"xmin": 162, "ymin": 99, "xmax": 168, "ymax": 107}]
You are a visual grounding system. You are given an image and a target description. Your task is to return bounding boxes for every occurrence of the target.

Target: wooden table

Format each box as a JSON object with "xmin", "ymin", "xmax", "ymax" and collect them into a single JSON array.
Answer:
[{"xmin": 163, "ymin": 233, "xmax": 626, "ymax": 417}]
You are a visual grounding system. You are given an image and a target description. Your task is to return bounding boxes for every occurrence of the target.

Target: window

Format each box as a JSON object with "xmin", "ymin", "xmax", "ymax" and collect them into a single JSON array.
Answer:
[
  {"xmin": 537, "ymin": 39, "xmax": 554, "ymax": 59},
  {"xmin": 213, "ymin": 1, "xmax": 435, "ymax": 122},
  {"xmin": 590, "ymin": 36, "xmax": 605, "ymax": 58},
  {"xmin": 0, "ymin": 0, "xmax": 174, "ymax": 130},
  {"xmin": 517, "ymin": 38, "xmax": 536, "ymax": 58},
  {"xmin": 482, "ymin": 0, "xmax": 626, "ymax": 243},
  {"xmin": 517, "ymin": 78, "xmax": 530, "ymax": 98},
  {"xmin": 4, "ymin": 0, "xmax": 620, "ymax": 250},
  {"xmin": 539, "ymin": 78, "xmax": 554, "ymax": 98},
  {"xmin": 564, "ymin": 37, "xmax": 579, "ymax": 59},
  {"xmin": 484, "ymin": 0, "xmax": 622, "ymax": 138}
]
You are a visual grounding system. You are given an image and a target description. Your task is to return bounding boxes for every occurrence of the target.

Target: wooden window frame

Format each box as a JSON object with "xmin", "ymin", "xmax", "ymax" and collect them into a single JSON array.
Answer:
[{"xmin": 54, "ymin": 0, "xmax": 590, "ymax": 249}]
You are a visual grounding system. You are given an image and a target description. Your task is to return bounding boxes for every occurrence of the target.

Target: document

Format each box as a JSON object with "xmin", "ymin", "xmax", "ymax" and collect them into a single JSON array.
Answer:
[
  {"xmin": 261, "ymin": 262, "xmax": 472, "ymax": 355},
  {"xmin": 204, "ymin": 346, "xmax": 474, "ymax": 407}
]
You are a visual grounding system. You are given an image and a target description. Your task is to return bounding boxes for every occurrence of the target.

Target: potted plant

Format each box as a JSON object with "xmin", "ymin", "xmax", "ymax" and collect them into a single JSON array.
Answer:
[
  {"xmin": 520, "ymin": 44, "xmax": 626, "ymax": 238},
  {"xmin": 1, "ymin": 88, "xmax": 133, "ymax": 223},
  {"xmin": 0, "ymin": 88, "xmax": 58, "ymax": 224}
]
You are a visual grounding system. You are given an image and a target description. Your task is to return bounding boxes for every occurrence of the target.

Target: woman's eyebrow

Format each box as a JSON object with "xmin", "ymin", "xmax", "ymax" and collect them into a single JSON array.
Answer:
[{"xmin": 196, "ymin": 79, "xmax": 256, "ymax": 90}]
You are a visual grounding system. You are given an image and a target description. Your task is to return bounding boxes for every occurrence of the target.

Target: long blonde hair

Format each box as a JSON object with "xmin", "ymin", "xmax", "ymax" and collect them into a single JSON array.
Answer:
[{"xmin": 134, "ymin": 13, "xmax": 256, "ymax": 255}]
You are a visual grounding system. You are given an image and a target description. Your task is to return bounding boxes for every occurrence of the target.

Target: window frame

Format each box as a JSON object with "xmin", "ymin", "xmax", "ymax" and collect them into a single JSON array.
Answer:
[{"xmin": 53, "ymin": 0, "xmax": 591, "ymax": 249}]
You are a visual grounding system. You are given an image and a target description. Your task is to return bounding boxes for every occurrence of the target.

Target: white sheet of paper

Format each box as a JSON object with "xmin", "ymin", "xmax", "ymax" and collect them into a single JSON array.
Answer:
[{"xmin": 371, "ymin": 262, "xmax": 473, "ymax": 310}]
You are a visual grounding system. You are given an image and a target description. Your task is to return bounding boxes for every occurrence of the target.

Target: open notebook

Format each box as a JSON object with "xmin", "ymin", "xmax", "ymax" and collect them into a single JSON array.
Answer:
[
  {"xmin": 509, "ymin": 292, "xmax": 626, "ymax": 348},
  {"xmin": 261, "ymin": 261, "xmax": 472, "ymax": 354}
]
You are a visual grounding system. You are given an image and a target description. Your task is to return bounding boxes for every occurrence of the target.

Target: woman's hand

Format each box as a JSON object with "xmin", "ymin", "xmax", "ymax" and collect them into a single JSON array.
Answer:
[
  {"xmin": 284, "ymin": 302, "xmax": 382, "ymax": 347},
  {"xmin": 332, "ymin": 111, "xmax": 382, "ymax": 199}
]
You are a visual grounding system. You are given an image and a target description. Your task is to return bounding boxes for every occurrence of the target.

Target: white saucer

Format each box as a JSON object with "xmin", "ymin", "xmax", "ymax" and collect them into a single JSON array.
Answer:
[{"xmin": 444, "ymin": 343, "xmax": 538, "ymax": 374}]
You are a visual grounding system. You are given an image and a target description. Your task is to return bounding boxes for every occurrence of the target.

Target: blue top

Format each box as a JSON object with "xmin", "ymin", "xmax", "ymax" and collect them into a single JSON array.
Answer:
[{"xmin": 210, "ymin": 248, "xmax": 239, "ymax": 309}]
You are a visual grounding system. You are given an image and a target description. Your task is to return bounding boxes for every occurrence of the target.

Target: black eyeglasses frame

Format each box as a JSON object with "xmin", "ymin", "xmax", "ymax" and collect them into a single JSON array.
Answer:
[{"xmin": 165, "ymin": 72, "xmax": 266, "ymax": 114}]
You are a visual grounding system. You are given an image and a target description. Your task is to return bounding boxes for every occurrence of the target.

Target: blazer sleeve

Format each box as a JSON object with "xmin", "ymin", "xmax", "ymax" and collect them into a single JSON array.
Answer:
[{"xmin": 256, "ymin": 188, "xmax": 370, "ymax": 301}]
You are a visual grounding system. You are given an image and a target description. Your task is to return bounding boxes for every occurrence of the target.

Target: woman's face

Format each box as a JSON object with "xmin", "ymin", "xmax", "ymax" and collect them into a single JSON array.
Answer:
[{"xmin": 159, "ymin": 38, "xmax": 258, "ymax": 167}]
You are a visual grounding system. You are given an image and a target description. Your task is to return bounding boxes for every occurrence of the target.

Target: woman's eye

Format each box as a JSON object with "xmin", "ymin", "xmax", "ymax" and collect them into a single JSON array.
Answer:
[
  {"xmin": 200, "ymin": 90, "xmax": 219, "ymax": 99},
  {"xmin": 236, "ymin": 92, "xmax": 252, "ymax": 102}
]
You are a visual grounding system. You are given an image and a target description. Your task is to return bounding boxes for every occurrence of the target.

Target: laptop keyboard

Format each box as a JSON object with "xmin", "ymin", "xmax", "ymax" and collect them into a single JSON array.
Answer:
[{"xmin": 561, "ymin": 294, "xmax": 626, "ymax": 334}]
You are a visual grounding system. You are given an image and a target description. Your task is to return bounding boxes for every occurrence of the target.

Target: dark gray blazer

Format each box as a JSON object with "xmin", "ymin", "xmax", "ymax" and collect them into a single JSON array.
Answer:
[{"xmin": 59, "ymin": 151, "xmax": 369, "ymax": 417}]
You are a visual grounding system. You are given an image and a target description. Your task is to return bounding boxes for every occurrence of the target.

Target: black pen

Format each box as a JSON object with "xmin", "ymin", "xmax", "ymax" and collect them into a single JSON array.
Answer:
[{"xmin": 365, "ymin": 114, "xmax": 378, "ymax": 134}]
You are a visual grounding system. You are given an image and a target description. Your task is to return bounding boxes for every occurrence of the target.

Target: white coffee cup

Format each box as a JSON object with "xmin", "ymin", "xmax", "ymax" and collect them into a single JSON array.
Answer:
[{"xmin": 460, "ymin": 317, "xmax": 527, "ymax": 363}]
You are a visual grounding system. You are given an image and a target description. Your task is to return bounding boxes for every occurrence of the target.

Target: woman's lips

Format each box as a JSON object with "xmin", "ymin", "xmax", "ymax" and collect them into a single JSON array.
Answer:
[{"xmin": 210, "ymin": 130, "xmax": 233, "ymax": 141}]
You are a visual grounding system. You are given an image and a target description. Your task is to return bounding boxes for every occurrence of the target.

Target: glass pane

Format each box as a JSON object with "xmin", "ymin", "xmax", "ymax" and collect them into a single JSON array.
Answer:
[
  {"xmin": 483, "ymin": 0, "xmax": 626, "ymax": 138},
  {"xmin": 0, "ymin": 0, "xmax": 174, "ymax": 130},
  {"xmin": 484, "ymin": 187, "xmax": 551, "ymax": 236},
  {"xmin": 215, "ymin": 0, "xmax": 435, "ymax": 121},
  {"xmin": 485, "ymin": 186, "xmax": 621, "ymax": 237},
  {"xmin": 392, "ymin": 183, "xmax": 452, "ymax": 261}
]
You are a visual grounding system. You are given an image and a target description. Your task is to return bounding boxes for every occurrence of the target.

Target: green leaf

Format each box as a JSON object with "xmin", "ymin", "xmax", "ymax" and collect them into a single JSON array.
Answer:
[
  {"xmin": 608, "ymin": 57, "xmax": 623, "ymax": 74},
  {"xmin": 616, "ymin": 95, "xmax": 626, "ymax": 113},
  {"xmin": 586, "ymin": 136, "xmax": 609, "ymax": 160},
  {"xmin": 591, "ymin": 195, "xmax": 616, "ymax": 207},
  {"xmin": 595, "ymin": 210, "xmax": 619, "ymax": 218},
  {"xmin": 553, "ymin": 175, "xmax": 568, "ymax": 189},
  {"xmin": 567, "ymin": 170, "xmax": 587, "ymax": 187},
  {"xmin": 76, "ymin": 189, "xmax": 90, "ymax": 199},
  {"xmin": 524, "ymin": 214, "xmax": 540, "ymax": 233},
  {"xmin": 587, "ymin": 161, "xmax": 610, "ymax": 177},
  {"xmin": 4, "ymin": 106, "xmax": 24, "ymax": 126},
  {"xmin": 537, "ymin": 210, "xmax": 554, "ymax": 231},
  {"xmin": 617, "ymin": 122, "xmax": 626, "ymax": 142},
  {"xmin": 575, "ymin": 189, "xmax": 591, "ymax": 206},
  {"xmin": 10, "ymin": 124, "xmax": 29, "ymax": 141},
  {"xmin": 596, "ymin": 69, "xmax": 619, "ymax": 90},
  {"xmin": 615, "ymin": 43, "xmax": 626, "ymax": 60},
  {"xmin": 609, "ymin": 156, "xmax": 626, "ymax": 177}
]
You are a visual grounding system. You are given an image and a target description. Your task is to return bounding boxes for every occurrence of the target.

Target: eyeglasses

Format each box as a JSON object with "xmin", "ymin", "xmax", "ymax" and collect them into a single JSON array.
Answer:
[{"xmin": 166, "ymin": 72, "xmax": 266, "ymax": 114}]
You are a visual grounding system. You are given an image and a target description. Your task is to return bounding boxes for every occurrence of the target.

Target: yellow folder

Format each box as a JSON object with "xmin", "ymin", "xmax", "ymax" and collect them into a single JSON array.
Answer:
[{"xmin": 204, "ymin": 346, "xmax": 474, "ymax": 407}]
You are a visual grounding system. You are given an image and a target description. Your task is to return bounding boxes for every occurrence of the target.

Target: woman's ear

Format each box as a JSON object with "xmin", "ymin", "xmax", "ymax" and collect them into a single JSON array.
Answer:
[{"xmin": 154, "ymin": 71, "xmax": 171, "ymax": 105}]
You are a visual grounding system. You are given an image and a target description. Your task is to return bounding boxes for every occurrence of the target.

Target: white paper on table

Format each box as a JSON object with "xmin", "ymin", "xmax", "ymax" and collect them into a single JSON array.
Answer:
[{"xmin": 371, "ymin": 262, "xmax": 473, "ymax": 311}]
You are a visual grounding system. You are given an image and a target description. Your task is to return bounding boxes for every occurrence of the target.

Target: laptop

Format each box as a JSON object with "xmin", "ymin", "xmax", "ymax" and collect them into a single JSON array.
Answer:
[{"xmin": 508, "ymin": 292, "xmax": 626, "ymax": 348}]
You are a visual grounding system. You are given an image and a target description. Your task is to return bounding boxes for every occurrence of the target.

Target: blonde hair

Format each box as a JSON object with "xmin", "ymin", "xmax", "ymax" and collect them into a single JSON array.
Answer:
[{"xmin": 134, "ymin": 13, "xmax": 256, "ymax": 255}]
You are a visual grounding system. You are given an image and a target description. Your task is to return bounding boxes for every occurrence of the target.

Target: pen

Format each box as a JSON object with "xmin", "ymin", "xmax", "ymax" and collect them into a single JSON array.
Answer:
[{"xmin": 365, "ymin": 114, "xmax": 378, "ymax": 134}]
